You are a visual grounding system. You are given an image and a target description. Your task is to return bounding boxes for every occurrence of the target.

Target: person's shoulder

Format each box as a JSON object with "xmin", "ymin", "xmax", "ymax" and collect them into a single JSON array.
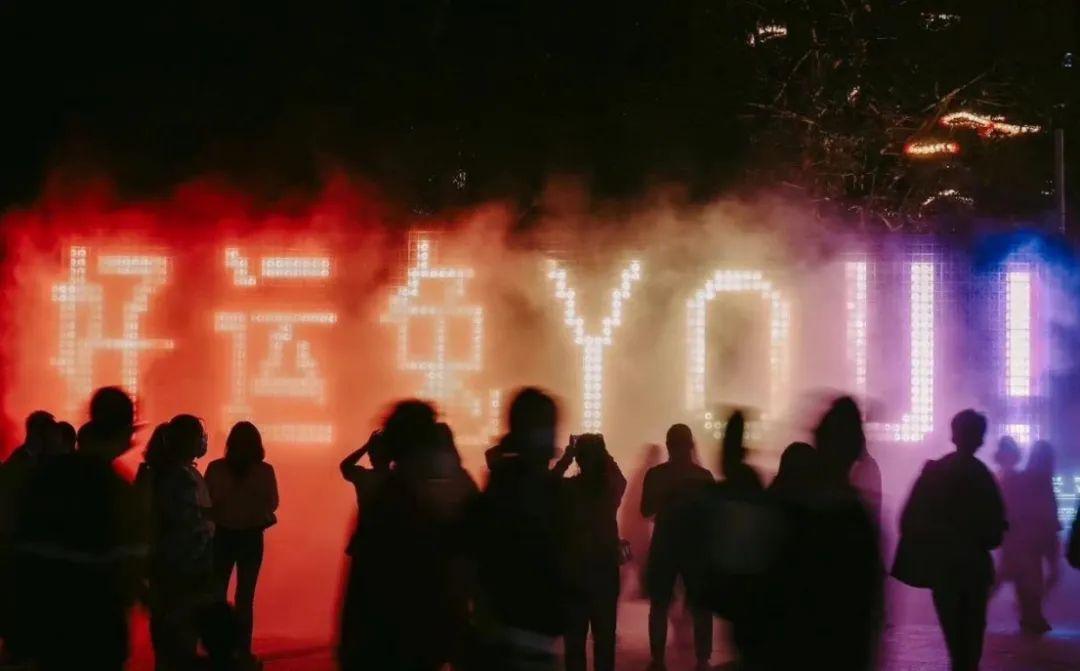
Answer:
[{"xmin": 205, "ymin": 458, "xmax": 227, "ymax": 475}]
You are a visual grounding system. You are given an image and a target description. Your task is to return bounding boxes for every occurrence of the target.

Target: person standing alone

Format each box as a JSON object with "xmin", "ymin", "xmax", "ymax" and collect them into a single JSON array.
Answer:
[
  {"xmin": 894, "ymin": 410, "xmax": 1006, "ymax": 671},
  {"xmin": 205, "ymin": 422, "xmax": 279, "ymax": 667}
]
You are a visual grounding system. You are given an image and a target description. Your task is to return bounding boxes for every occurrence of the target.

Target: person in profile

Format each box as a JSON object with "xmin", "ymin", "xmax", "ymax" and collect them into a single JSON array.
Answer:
[
  {"xmin": 894, "ymin": 409, "xmax": 1005, "ymax": 671},
  {"xmin": 552, "ymin": 434, "xmax": 626, "ymax": 671},
  {"xmin": 470, "ymin": 387, "xmax": 566, "ymax": 671},
  {"xmin": 339, "ymin": 401, "xmax": 478, "ymax": 671},
  {"xmin": 205, "ymin": 422, "xmax": 279, "ymax": 665},
  {"xmin": 998, "ymin": 440, "xmax": 1060, "ymax": 635},
  {"xmin": 145, "ymin": 414, "xmax": 233, "ymax": 670},
  {"xmin": 9, "ymin": 389, "xmax": 147, "ymax": 670},
  {"xmin": 641, "ymin": 423, "xmax": 714, "ymax": 671}
]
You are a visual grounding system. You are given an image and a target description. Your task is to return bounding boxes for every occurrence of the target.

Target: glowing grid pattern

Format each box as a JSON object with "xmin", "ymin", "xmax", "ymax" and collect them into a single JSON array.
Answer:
[
  {"xmin": 547, "ymin": 259, "xmax": 643, "ymax": 432},
  {"xmin": 847, "ymin": 261, "xmax": 936, "ymax": 442},
  {"xmin": 1053, "ymin": 475, "xmax": 1080, "ymax": 527},
  {"xmin": 215, "ymin": 310, "xmax": 338, "ymax": 443},
  {"xmin": 52, "ymin": 247, "xmax": 175, "ymax": 413},
  {"xmin": 218, "ymin": 247, "xmax": 338, "ymax": 444},
  {"xmin": 845, "ymin": 261, "xmax": 869, "ymax": 397},
  {"xmin": 685, "ymin": 270, "xmax": 791, "ymax": 418},
  {"xmin": 382, "ymin": 235, "xmax": 483, "ymax": 404},
  {"xmin": 1005, "ymin": 268, "xmax": 1032, "ymax": 397},
  {"xmin": 998, "ymin": 423, "xmax": 1035, "ymax": 447}
]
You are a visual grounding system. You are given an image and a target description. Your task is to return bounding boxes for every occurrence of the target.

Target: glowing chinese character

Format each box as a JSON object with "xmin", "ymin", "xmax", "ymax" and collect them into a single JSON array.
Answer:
[
  {"xmin": 383, "ymin": 233, "xmax": 496, "ymax": 442},
  {"xmin": 217, "ymin": 248, "xmax": 337, "ymax": 444},
  {"xmin": 52, "ymin": 246, "xmax": 175, "ymax": 415}
]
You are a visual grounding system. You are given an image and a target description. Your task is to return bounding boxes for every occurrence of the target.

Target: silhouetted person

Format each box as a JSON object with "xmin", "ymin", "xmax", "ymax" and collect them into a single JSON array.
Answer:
[
  {"xmin": 620, "ymin": 443, "xmax": 663, "ymax": 599},
  {"xmin": 798, "ymin": 397, "xmax": 883, "ymax": 671},
  {"xmin": 9, "ymin": 390, "xmax": 147, "ymax": 670},
  {"xmin": 0, "ymin": 411, "xmax": 59, "ymax": 662},
  {"xmin": 56, "ymin": 420, "xmax": 77, "ymax": 454},
  {"xmin": 700, "ymin": 411, "xmax": 777, "ymax": 670},
  {"xmin": 642, "ymin": 423, "xmax": 714, "ymax": 671},
  {"xmin": 146, "ymin": 414, "xmax": 233, "ymax": 670},
  {"xmin": 894, "ymin": 409, "xmax": 1005, "ymax": 671},
  {"xmin": 999, "ymin": 440, "xmax": 1060, "ymax": 635},
  {"xmin": 339, "ymin": 401, "xmax": 478, "ymax": 671},
  {"xmin": 552, "ymin": 434, "xmax": 626, "ymax": 671},
  {"xmin": 850, "ymin": 443, "xmax": 883, "ymax": 527},
  {"xmin": 769, "ymin": 442, "xmax": 819, "ymax": 501},
  {"xmin": 470, "ymin": 388, "xmax": 566, "ymax": 671},
  {"xmin": 206, "ymin": 422, "xmax": 279, "ymax": 664}
]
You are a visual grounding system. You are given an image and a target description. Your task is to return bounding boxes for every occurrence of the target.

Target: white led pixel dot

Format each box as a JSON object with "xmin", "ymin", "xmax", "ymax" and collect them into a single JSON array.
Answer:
[
  {"xmin": 685, "ymin": 269, "xmax": 791, "ymax": 419},
  {"xmin": 52, "ymin": 247, "xmax": 175, "ymax": 414},
  {"xmin": 547, "ymin": 259, "xmax": 643, "ymax": 432}
]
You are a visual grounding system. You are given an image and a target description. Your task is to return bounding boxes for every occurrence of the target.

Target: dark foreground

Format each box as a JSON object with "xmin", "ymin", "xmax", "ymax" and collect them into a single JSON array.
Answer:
[{"xmin": 240, "ymin": 601, "xmax": 1080, "ymax": 671}]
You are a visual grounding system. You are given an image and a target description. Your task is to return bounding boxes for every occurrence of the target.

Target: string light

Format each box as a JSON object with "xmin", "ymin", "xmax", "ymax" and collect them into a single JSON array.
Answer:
[
  {"xmin": 845, "ymin": 261, "xmax": 869, "ymax": 397},
  {"xmin": 52, "ymin": 247, "xmax": 175, "ymax": 414},
  {"xmin": 547, "ymin": 258, "xmax": 643, "ymax": 432},
  {"xmin": 904, "ymin": 140, "xmax": 960, "ymax": 157},
  {"xmin": 685, "ymin": 270, "xmax": 791, "ymax": 419},
  {"xmin": 382, "ymin": 234, "xmax": 483, "ymax": 406},
  {"xmin": 922, "ymin": 12, "xmax": 961, "ymax": 30},
  {"xmin": 1005, "ymin": 268, "xmax": 1032, "ymax": 397},
  {"xmin": 940, "ymin": 111, "xmax": 1041, "ymax": 138},
  {"xmin": 921, "ymin": 189, "xmax": 973, "ymax": 208},
  {"xmin": 749, "ymin": 23, "xmax": 787, "ymax": 45}
]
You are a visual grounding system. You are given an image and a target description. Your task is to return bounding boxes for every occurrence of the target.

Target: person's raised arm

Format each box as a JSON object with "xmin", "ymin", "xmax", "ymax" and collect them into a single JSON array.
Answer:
[
  {"xmin": 340, "ymin": 432, "xmax": 377, "ymax": 481},
  {"xmin": 551, "ymin": 438, "xmax": 577, "ymax": 478}
]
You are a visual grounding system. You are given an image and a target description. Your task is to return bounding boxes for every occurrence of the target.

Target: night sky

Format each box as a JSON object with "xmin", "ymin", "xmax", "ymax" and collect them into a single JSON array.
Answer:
[{"xmin": 0, "ymin": 1, "xmax": 1075, "ymax": 218}]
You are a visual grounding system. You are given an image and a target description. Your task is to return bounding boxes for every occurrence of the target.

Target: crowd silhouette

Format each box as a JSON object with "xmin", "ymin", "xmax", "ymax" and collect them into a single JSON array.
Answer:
[{"xmin": 0, "ymin": 384, "xmax": 1078, "ymax": 671}]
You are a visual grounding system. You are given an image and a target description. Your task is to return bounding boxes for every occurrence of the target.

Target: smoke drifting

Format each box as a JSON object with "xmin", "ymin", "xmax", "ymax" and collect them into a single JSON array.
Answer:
[{"xmin": 0, "ymin": 172, "xmax": 1069, "ymax": 643}]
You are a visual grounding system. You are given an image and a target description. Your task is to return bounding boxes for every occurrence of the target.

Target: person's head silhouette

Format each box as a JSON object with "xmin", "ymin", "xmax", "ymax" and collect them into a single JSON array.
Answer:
[
  {"xmin": 1027, "ymin": 440, "xmax": 1055, "ymax": 477},
  {"xmin": 56, "ymin": 421, "xmax": 77, "ymax": 455},
  {"xmin": 225, "ymin": 421, "xmax": 265, "ymax": 476},
  {"xmin": 382, "ymin": 399, "xmax": 439, "ymax": 465},
  {"xmin": 575, "ymin": 433, "xmax": 609, "ymax": 477},
  {"xmin": 665, "ymin": 423, "xmax": 695, "ymax": 463},
  {"xmin": 506, "ymin": 387, "xmax": 558, "ymax": 463},
  {"xmin": 993, "ymin": 436, "xmax": 1021, "ymax": 471},
  {"xmin": 23, "ymin": 410, "xmax": 57, "ymax": 456},
  {"xmin": 773, "ymin": 441, "xmax": 818, "ymax": 495},
  {"xmin": 815, "ymin": 396, "xmax": 866, "ymax": 478},
  {"xmin": 950, "ymin": 409, "xmax": 987, "ymax": 455},
  {"xmin": 166, "ymin": 414, "xmax": 208, "ymax": 464}
]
